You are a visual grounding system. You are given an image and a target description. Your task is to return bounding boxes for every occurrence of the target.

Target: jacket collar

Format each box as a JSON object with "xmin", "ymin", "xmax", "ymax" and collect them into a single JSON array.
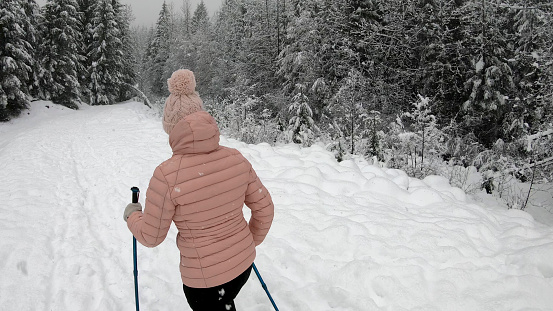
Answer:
[{"xmin": 168, "ymin": 111, "xmax": 221, "ymax": 155}]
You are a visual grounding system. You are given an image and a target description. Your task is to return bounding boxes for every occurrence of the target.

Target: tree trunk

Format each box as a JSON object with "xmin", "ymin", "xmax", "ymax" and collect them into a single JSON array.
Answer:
[
  {"xmin": 481, "ymin": 0, "xmax": 486, "ymax": 63},
  {"xmin": 421, "ymin": 127, "xmax": 425, "ymax": 172},
  {"xmin": 276, "ymin": 0, "xmax": 281, "ymax": 55},
  {"xmin": 266, "ymin": 0, "xmax": 270, "ymax": 29},
  {"xmin": 522, "ymin": 166, "xmax": 535, "ymax": 211}
]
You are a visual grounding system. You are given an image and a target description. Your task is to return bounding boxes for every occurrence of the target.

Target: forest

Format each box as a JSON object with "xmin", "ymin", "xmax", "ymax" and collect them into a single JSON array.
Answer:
[{"xmin": 1, "ymin": 0, "xmax": 552, "ymax": 209}]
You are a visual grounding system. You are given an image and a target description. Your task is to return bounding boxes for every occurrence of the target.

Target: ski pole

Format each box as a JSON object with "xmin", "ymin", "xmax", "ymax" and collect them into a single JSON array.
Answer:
[
  {"xmin": 131, "ymin": 187, "xmax": 140, "ymax": 311},
  {"xmin": 252, "ymin": 262, "xmax": 279, "ymax": 311}
]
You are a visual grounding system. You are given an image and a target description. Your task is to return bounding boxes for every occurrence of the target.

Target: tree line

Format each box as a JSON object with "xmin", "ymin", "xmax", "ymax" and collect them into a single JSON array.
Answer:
[
  {"xmin": 0, "ymin": 0, "xmax": 135, "ymax": 120},
  {"xmin": 2, "ymin": 0, "xmax": 552, "ymax": 194},
  {"xmin": 136, "ymin": 0, "xmax": 552, "ymax": 184}
]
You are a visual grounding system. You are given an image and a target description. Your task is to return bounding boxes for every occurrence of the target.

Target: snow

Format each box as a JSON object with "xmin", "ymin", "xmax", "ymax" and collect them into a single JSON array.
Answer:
[
  {"xmin": 1, "ymin": 101, "xmax": 553, "ymax": 310},
  {"xmin": 475, "ymin": 57, "xmax": 485, "ymax": 73}
]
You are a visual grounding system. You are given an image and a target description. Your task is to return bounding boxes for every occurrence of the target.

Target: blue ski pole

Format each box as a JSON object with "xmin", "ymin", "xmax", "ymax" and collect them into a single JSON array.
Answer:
[
  {"xmin": 252, "ymin": 263, "xmax": 279, "ymax": 311},
  {"xmin": 131, "ymin": 187, "xmax": 140, "ymax": 311}
]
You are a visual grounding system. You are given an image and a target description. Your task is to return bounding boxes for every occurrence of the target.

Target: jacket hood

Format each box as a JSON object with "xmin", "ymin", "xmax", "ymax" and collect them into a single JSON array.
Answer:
[{"xmin": 168, "ymin": 111, "xmax": 220, "ymax": 155}]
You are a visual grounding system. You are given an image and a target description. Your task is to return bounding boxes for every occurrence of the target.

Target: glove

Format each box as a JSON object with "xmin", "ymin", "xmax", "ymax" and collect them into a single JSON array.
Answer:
[{"xmin": 123, "ymin": 203, "xmax": 142, "ymax": 222}]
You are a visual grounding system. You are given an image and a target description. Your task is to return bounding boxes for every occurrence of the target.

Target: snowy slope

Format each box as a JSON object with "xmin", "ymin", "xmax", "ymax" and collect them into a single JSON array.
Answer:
[{"xmin": 1, "ymin": 101, "xmax": 553, "ymax": 311}]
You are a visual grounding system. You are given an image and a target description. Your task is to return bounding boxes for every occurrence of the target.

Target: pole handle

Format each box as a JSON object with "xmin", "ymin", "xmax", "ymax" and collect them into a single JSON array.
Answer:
[{"xmin": 131, "ymin": 187, "xmax": 140, "ymax": 203}]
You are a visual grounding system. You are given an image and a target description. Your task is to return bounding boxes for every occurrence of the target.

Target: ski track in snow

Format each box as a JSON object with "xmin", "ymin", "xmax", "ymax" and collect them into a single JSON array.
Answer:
[{"xmin": 1, "ymin": 101, "xmax": 553, "ymax": 311}]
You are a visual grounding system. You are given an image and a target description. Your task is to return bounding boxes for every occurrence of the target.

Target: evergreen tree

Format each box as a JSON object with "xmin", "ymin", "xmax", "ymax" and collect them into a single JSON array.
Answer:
[
  {"xmin": 278, "ymin": 0, "xmax": 333, "ymax": 122},
  {"xmin": 0, "ymin": 0, "xmax": 35, "ymax": 120},
  {"xmin": 21, "ymin": 0, "xmax": 41, "ymax": 99},
  {"xmin": 165, "ymin": 0, "xmax": 191, "ymax": 72},
  {"xmin": 288, "ymin": 84, "xmax": 316, "ymax": 145},
  {"xmin": 402, "ymin": 95, "xmax": 439, "ymax": 172},
  {"xmin": 188, "ymin": 0, "xmax": 213, "ymax": 95},
  {"xmin": 460, "ymin": 0, "xmax": 515, "ymax": 146},
  {"xmin": 380, "ymin": 0, "xmax": 421, "ymax": 113},
  {"xmin": 334, "ymin": 0, "xmax": 386, "ymax": 91},
  {"xmin": 39, "ymin": 0, "xmax": 83, "ymax": 109},
  {"xmin": 88, "ymin": 0, "xmax": 124, "ymax": 105},
  {"xmin": 211, "ymin": 0, "xmax": 247, "ymax": 98},
  {"xmin": 131, "ymin": 25, "xmax": 155, "ymax": 99},
  {"xmin": 233, "ymin": 0, "xmax": 279, "ymax": 99},
  {"xmin": 113, "ymin": 2, "xmax": 136, "ymax": 101},
  {"xmin": 182, "ymin": 0, "xmax": 191, "ymax": 35},
  {"xmin": 329, "ymin": 69, "xmax": 370, "ymax": 155},
  {"xmin": 366, "ymin": 110, "xmax": 382, "ymax": 159},
  {"xmin": 146, "ymin": 1, "xmax": 171, "ymax": 97},
  {"xmin": 77, "ymin": 0, "xmax": 98, "ymax": 101},
  {"xmin": 162, "ymin": 3, "xmax": 184, "ymax": 81},
  {"xmin": 505, "ymin": 1, "xmax": 552, "ymax": 139},
  {"xmin": 412, "ymin": 0, "xmax": 469, "ymax": 123},
  {"xmin": 191, "ymin": 0, "xmax": 209, "ymax": 34}
]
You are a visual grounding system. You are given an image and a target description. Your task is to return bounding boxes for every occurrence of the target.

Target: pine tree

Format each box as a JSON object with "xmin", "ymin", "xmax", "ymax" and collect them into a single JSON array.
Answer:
[
  {"xmin": 329, "ymin": 69, "xmax": 370, "ymax": 155},
  {"xmin": 278, "ymin": 0, "xmax": 332, "ymax": 122},
  {"xmin": 192, "ymin": 1, "xmax": 212, "ymax": 85},
  {"xmin": 334, "ymin": 0, "xmax": 385, "ymax": 84},
  {"xmin": 77, "ymin": 0, "xmax": 98, "ymax": 101},
  {"xmin": 131, "ymin": 25, "xmax": 154, "ymax": 99},
  {"xmin": 182, "ymin": 0, "xmax": 191, "ymax": 35},
  {"xmin": 88, "ymin": 0, "xmax": 123, "ymax": 105},
  {"xmin": 39, "ymin": 0, "xmax": 83, "ymax": 109},
  {"xmin": 146, "ymin": 1, "xmax": 171, "ymax": 97},
  {"xmin": 505, "ymin": 1, "xmax": 552, "ymax": 139},
  {"xmin": 412, "ymin": 0, "xmax": 469, "ymax": 123},
  {"xmin": 402, "ymin": 95, "xmax": 439, "ymax": 172},
  {"xmin": 162, "ymin": 2, "xmax": 182, "ymax": 81},
  {"xmin": 116, "ymin": 3, "xmax": 137, "ymax": 102},
  {"xmin": 211, "ymin": 0, "xmax": 246, "ymax": 98},
  {"xmin": 191, "ymin": 0, "xmax": 209, "ymax": 34},
  {"xmin": 184, "ymin": 0, "xmax": 214, "ymax": 95},
  {"xmin": 21, "ymin": 0, "xmax": 41, "ymax": 99},
  {"xmin": 0, "ymin": 0, "xmax": 36, "ymax": 120},
  {"xmin": 166, "ymin": 1, "xmax": 188, "ymax": 66},
  {"xmin": 461, "ymin": 0, "xmax": 515, "ymax": 146},
  {"xmin": 288, "ymin": 84, "xmax": 316, "ymax": 146},
  {"xmin": 366, "ymin": 110, "xmax": 382, "ymax": 159},
  {"xmin": 232, "ymin": 0, "xmax": 279, "ymax": 99}
]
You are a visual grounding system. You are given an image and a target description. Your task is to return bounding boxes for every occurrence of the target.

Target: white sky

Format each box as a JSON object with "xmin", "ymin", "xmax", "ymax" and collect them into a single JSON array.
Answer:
[
  {"xmin": 122, "ymin": 0, "xmax": 223, "ymax": 27},
  {"xmin": 35, "ymin": 0, "xmax": 223, "ymax": 27}
]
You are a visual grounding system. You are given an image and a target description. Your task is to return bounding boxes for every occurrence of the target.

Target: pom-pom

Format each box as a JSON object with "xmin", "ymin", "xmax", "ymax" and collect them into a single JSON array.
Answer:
[{"xmin": 167, "ymin": 69, "xmax": 196, "ymax": 96}]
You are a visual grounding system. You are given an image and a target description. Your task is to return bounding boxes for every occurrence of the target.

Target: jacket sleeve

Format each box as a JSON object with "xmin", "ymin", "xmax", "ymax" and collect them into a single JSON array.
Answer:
[
  {"xmin": 244, "ymin": 165, "xmax": 274, "ymax": 246},
  {"xmin": 127, "ymin": 166, "xmax": 175, "ymax": 248}
]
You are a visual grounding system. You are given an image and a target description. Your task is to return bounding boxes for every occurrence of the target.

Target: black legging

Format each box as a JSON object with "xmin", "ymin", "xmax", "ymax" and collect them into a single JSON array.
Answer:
[{"xmin": 183, "ymin": 265, "xmax": 253, "ymax": 311}]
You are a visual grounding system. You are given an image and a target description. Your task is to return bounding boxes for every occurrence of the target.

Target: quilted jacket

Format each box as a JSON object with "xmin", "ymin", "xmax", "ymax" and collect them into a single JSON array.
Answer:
[{"xmin": 127, "ymin": 111, "xmax": 274, "ymax": 288}]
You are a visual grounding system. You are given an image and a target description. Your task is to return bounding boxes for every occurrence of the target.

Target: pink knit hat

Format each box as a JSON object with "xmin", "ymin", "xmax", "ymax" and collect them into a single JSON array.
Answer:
[{"xmin": 162, "ymin": 69, "xmax": 204, "ymax": 135}]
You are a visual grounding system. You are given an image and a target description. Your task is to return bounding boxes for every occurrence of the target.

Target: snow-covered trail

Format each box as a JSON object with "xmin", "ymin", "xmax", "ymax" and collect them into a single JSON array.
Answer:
[
  {"xmin": 1, "ymin": 102, "xmax": 553, "ymax": 311},
  {"xmin": 0, "ymin": 102, "xmax": 171, "ymax": 310}
]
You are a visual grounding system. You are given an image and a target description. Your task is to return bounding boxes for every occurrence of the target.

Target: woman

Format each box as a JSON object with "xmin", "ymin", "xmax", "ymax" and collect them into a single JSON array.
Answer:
[{"xmin": 123, "ymin": 69, "xmax": 274, "ymax": 311}]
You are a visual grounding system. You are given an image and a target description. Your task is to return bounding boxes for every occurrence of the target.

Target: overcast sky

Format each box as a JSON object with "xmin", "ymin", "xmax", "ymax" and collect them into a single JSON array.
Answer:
[
  {"xmin": 35, "ymin": 0, "xmax": 223, "ymax": 27},
  {"xmin": 123, "ymin": 0, "xmax": 223, "ymax": 27}
]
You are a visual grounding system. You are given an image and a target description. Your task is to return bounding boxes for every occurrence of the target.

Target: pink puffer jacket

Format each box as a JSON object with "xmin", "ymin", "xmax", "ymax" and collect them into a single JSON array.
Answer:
[{"xmin": 127, "ymin": 111, "xmax": 274, "ymax": 288}]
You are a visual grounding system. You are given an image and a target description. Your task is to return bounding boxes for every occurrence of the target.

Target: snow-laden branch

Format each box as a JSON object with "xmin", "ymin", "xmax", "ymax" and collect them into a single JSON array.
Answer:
[
  {"xmin": 528, "ymin": 156, "xmax": 553, "ymax": 169},
  {"xmin": 500, "ymin": 156, "xmax": 553, "ymax": 177},
  {"xmin": 527, "ymin": 129, "xmax": 553, "ymax": 141},
  {"xmin": 484, "ymin": 0, "xmax": 553, "ymax": 11},
  {"xmin": 123, "ymin": 83, "xmax": 151, "ymax": 108},
  {"xmin": 526, "ymin": 129, "xmax": 553, "ymax": 151}
]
